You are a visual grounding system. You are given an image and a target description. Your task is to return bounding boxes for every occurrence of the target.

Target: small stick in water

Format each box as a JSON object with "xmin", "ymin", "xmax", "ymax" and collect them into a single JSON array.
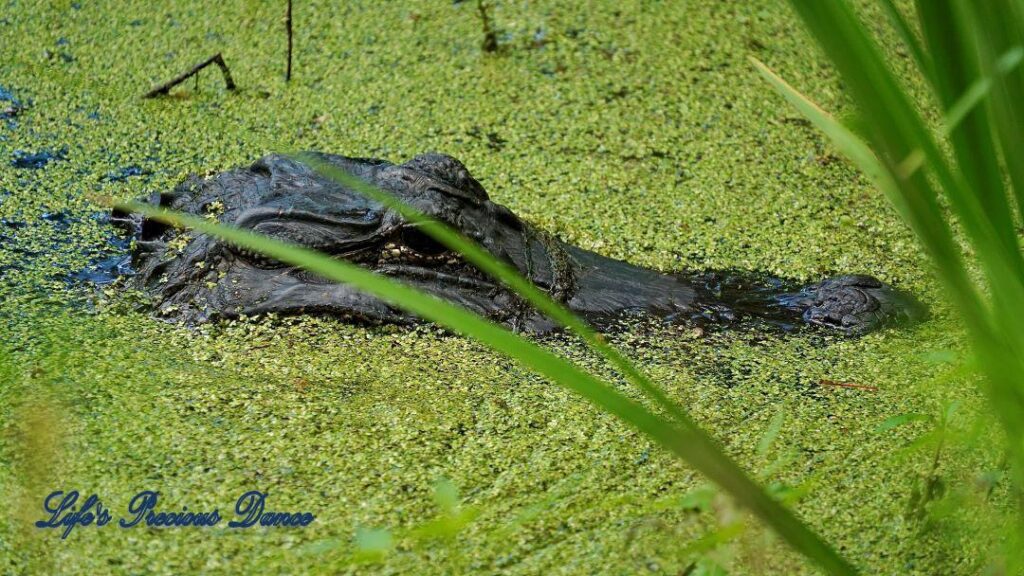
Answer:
[
  {"xmin": 286, "ymin": 0, "xmax": 294, "ymax": 81},
  {"xmin": 143, "ymin": 53, "xmax": 236, "ymax": 98}
]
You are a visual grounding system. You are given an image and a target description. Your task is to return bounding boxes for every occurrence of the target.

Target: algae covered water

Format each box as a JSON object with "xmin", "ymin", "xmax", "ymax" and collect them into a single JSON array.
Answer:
[{"xmin": 0, "ymin": 1, "xmax": 1011, "ymax": 574}]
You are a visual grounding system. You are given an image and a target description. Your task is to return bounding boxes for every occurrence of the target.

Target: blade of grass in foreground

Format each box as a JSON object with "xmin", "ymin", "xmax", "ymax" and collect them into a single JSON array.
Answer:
[
  {"xmin": 875, "ymin": 0, "xmax": 932, "ymax": 89},
  {"xmin": 750, "ymin": 57, "xmax": 986, "ymax": 331},
  {"xmin": 110, "ymin": 198, "xmax": 857, "ymax": 575},
  {"xmin": 916, "ymin": 2, "xmax": 1020, "ymax": 270},
  {"xmin": 967, "ymin": 1, "xmax": 1024, "ymax": 225},
  {"xmin": 783, "ymin": 1, "xmax": 1024, "ymax": 317},
  {"xmin": 295, "ymin": 152, "xmax": 696, "ymax": 429},
  {"xmin": 765, "ymin": 0, "xmax": 1024, "ymax": 547},
  {"xmin": 755, "ymin": 49, "xmax": 1024, "ymax": 480}
]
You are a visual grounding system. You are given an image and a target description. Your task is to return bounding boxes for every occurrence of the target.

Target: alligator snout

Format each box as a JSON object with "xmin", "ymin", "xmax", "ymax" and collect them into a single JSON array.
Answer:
[{"xmin": 777, "ymin": 274, "xmax": 927, "ymax": 334}]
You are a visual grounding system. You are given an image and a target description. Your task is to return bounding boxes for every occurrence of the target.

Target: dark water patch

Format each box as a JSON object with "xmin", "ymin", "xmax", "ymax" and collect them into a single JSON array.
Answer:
[
  {"xmin": 1, "ymin": 209, "xmax": 81, "ymax": 253},
  {"xmin": 0, "ymin": 209, "xmax": 135, "ymax": 289},
  {"xmin": 0, "ymin": 85, "xmax": 22, "ymax": 117},
  {"xmin": 41, "ymin": 50, "xmax": 73, "ymax": 63},
  {"xmin": 43, "ymin": 38, "xmax": 75, "ymax": 63},
  {"xmin": 532, "ymin": 28, "xmax": 549, "ymax": 50},
  {"xmin": 11, "ymin": 147, "xmax": 68, "ymax": 169},
  {"xmin": 71, "ymin": 253, "xmax": 133, "ymax": 285},
  {"xmin": 41, "ymin": 210, "xmax": 74, "ymax": 232},
  {"xmin": 0, "ymin": 263, "xmax": 19, "ymax": 279},
  {"xmin": 104, "ymin": 165, "xmax": 149, "ymax": 182},
  {"xmin": 466, "ymin": 126, "xmax": 507, "ymax": 150},
  {"xmin": 0, "ymin": 220, "xmax": 45, "ymax": 273},
  {"xmin": 69, "ymin": 213, "xmax": 135, "ymax": 285},
  {"xmin": 1, "ymin": 217, "xmax": 27, "ymax": 229},
  {"xmin": 1, "ymin": 85, "xmax": 24, "ymax": 127}
]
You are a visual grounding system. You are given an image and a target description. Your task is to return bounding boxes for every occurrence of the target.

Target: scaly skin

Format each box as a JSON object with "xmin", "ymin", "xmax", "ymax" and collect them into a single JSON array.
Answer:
[{"xmin": 112, "ymin": 152, "xmax": 925, "ymax": 334}]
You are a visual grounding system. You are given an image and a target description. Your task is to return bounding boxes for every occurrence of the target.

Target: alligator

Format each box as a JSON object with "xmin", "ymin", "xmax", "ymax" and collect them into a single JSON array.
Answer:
[{"xmin": 112, "ymin": 152, "xmax": 924, "ymax": 334}]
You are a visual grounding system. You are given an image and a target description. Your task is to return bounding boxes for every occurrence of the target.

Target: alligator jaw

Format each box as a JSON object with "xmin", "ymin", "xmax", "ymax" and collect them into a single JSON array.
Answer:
[{"xmin": 560, "ymin": 246, "xmax": 924, "ymax": 334}]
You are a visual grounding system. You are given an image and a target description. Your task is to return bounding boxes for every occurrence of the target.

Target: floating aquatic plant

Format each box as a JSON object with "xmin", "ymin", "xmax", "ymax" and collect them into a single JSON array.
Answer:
[{"xmin": 756, "ymin": 0, "xmax": 1024, "ymax": 569}]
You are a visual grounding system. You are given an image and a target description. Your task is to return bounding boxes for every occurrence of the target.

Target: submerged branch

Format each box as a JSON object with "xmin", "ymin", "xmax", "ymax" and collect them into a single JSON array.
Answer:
[
  {"xmin": 286, "ymin": 0, "xmax": 293, "ymax": 81},
  {"xmin": 143, "ymin": 53, "xmax": 236, "ymax": 98}
]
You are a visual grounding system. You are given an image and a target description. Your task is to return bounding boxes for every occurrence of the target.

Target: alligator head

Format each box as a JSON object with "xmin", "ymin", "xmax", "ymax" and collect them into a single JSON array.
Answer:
[{"xmin": 112, "ymin": 152, "xmax": 924, "ymax": 334}]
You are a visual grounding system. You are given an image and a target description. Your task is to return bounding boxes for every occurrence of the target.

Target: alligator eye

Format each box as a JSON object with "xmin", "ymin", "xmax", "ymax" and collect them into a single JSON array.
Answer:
[{"xmin": 400, "ymin": 228, "xmax": 447, "ymax": 256}]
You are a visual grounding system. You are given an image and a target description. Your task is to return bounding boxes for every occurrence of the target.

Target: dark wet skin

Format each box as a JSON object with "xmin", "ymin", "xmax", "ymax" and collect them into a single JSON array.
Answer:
[{"xmin": 112, "ymin": 152, "xmax": 925, "ymax": 334}]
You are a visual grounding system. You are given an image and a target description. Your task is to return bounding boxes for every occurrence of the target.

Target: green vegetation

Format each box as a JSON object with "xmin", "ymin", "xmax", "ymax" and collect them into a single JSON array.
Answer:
[
  {"xmin": 111, "ymin": 156, "xmax": 853, "ymax": 572},
  {"xmin": 757, "ymin": 0, "xmax": 1024, "ymax": 569},
  {"xmin": 0, "ymin": 1, "xmax": 1015, "ymax": 574}
]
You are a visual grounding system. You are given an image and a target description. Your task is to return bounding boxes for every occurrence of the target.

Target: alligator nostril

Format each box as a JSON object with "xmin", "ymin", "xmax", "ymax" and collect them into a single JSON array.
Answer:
[{"xmin": 250, "ymin": 158, "xmax": 273, "ymax": 177}]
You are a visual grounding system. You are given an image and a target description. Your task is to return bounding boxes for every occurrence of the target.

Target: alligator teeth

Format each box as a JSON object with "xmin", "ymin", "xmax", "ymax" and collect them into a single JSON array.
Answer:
[{"xmin": 374, "ymin": 239, "xmax": 473, "ymax": 269}]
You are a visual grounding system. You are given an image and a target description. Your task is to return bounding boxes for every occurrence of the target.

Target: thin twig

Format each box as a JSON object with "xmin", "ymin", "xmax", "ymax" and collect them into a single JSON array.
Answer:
[
  {"xmin": 286, "ymin": 0, "xmax": 293, "ymax": 81},
  {"xmin": 143, "ymin": 53, "xmax": 236, "ymax": 98}
]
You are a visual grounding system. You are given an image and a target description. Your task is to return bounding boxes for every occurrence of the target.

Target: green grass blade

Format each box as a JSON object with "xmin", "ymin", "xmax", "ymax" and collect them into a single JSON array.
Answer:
[
  {"xmin": 785, "ymin": 0, "xmax": 1022, "ymax": 315},
  {"xmin": 751, "ymin": 58, "xmax": 986, "ymax": 329},
  {"xmin": 756, "ymin": 39, "xmax": 1024, "ymax": 445},
  {"xmin": 914, "ymin": 1, "xmax": 1021, "ymax": 269},
  {"xmin": 941, "ymin": 47, "xmax": 1023, "ymax": 140},
  {"xmin": 876, "ymin": 0, "xmax": 933, "ymax": 88},
  {"xmin": 751, "ymin": 59, "xmax": 899, "ymax": 205},
  {"xmin": 913, "ymin": 1, "xmax": 1024, "ymax": 376},
  {"xmin": 294, "ymin": 152, "xmax": 698, "ymax": 430},
  {"xmin": 776, "ymin": 0, "xmax": 1024, "ymax": 516},
  {"xmin": 756, "ymin": 405, "xmax": 787, "ymax": 458},
  {"xmin": 110, "ymin": 199, "xmax": 858, "ymax": 576},
  {"xmin": 964, "ymin": 0, "xmax": 1024, "ymax": 224}
]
